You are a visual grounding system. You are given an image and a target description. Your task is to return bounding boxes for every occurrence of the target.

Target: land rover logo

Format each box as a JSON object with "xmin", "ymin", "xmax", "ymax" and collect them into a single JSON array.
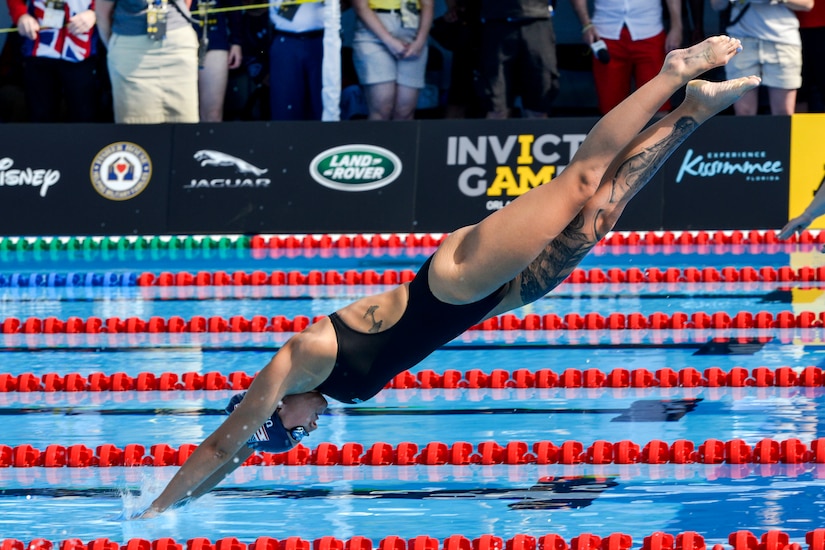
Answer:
[{"xmin": 309, "ymin": 145, "xmax": 402, "ymax": 191}]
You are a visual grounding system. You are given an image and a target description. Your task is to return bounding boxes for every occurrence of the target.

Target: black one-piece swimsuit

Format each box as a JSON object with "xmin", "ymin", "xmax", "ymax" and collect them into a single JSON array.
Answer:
[{"xmin": 315, "ymin": 256, "xmax": 508, "ymax": 403}]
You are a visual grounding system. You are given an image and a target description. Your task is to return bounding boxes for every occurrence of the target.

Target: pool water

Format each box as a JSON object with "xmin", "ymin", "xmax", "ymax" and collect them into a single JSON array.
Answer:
[{"xmin": 1, "ymin": 237, "xmax": 825, "ymax": 546}]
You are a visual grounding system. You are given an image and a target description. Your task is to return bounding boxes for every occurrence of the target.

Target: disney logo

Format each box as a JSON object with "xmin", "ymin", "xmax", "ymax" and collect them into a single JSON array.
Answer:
[{"xmin": 0, "ymin": 157, "xmax": 61, "ymax": 197}]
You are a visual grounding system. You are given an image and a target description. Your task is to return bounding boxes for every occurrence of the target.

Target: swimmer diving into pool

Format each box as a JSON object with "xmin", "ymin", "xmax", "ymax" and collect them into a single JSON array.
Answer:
[{"xmin": 136, "ymin": 35, "xmax": 759, "ymax": 518}]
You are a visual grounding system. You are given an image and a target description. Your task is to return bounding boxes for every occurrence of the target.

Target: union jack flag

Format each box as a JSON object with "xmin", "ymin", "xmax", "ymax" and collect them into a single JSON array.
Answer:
[{"xmin": 21, "ymin": 0, "xmax": 97, "ymax": 60}]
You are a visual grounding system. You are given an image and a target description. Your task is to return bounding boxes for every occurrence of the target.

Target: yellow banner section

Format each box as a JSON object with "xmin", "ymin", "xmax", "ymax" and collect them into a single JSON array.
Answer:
[
  {"xmin": 789, "ymin": 114, "xmax": 825, "ymax": 331},
  {"xmin": 789, "ymin": 114, "xmax": 825, "ymax": 229},
  {"xmin": 791, "ymin": 288, "xmax": 825, "ymax": 305}
]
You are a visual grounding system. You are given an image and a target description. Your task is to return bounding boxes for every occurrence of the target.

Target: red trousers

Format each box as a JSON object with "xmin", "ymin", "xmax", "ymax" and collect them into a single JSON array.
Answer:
[{"xmin": 592, "ymin": 26, "xmax": 669, "ymax": 114}]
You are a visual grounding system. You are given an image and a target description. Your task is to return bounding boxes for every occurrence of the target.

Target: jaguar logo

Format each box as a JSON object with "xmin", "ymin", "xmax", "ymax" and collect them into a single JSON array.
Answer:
[{"xmin": 193, "ymin": 150, "xmax": 268, "ymax": 176}]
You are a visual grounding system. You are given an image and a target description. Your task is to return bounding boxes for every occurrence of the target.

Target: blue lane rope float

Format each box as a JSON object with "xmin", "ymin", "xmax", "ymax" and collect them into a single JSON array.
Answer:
[{"xmin": 0, "ymin": 264, "xmax": 823, "ymax": 287}]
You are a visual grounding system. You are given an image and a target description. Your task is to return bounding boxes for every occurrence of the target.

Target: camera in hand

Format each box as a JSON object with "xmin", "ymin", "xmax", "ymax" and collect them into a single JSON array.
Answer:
[{"xmin": 591, "ymin": 39, "xmax": 610, "ymax": 63}]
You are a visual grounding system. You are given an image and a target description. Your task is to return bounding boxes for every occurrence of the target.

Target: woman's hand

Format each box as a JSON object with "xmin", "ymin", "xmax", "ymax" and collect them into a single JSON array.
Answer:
[
  {"xmin": 129, "ymin": 506, "xmax": 161, "ymax": 520},
  {"xmin": 384, "ymin": 35, "xmax": 409, "ymax": 58},
  {"xmin": 67, "ymin": 9, "xmax": 96, "ymax": 35},
  {"xmin": 402, "ymin": 36, "xmax": 426, "ymax": 58},
  {"xmin": 779, "ymin": 213, "xmax": 814, "ymax": 240},
  {"xmin": 16, "ymin": 14, "xmax": 40, "ymax": 40},
  {"xmin": 228, "ymin": 44, "xmax": 242, "ymax": 69}
]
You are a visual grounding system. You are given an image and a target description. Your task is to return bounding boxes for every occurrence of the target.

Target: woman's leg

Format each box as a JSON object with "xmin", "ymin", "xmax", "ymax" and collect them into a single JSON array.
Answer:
[
  {"xmin": 768, "ymin": 87, "xmax": 796, "ymax": 115},
  {"xmin": 732, "ymin": 87, "xmax": 759, "ymax": 115},
  {"xmin": 392, "ymin": 84, "xmax": 420, "ymax": 120},
  {"xmin": 500, "ymin": 76, "xmax": 761, "ymax": 309},
  {"xmin": 364, "ymin": 81, "xmax": 397, "ymax": 120},
  {"xmin": 430, "ymin": 36, "xmax": 744, "ymax": 305},
  {"xmin": 198, "ymin": 49, "xmax": 230, "ymax": 122}
]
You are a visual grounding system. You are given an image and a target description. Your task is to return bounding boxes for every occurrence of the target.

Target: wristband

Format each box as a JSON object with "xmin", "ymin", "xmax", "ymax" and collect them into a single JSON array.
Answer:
[{"xmin": 581, "ymin": 23, "xmax": 593, "ymax": 33}]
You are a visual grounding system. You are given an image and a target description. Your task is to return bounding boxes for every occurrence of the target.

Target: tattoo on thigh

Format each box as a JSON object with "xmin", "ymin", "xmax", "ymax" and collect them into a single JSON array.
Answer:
[
  {"xmin": 609, "ymin": 116, "xmax": 698, "ymax": 205},
  {"xmin": 518, "ymin": 213, "xmax": 595, "ymax": 304},
  {"xmin": 364, "ymin": 305, "xmax": 383, "ymax": 333},
  {"xmin": 516, "ymin": 117, "xmax": 698, "ymax": 306}
]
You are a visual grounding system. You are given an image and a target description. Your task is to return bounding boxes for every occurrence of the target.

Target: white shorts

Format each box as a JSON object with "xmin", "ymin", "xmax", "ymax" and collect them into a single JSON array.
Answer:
[
  {"xmin": 725, "ymin": 36, "xmax": 802, "ymax": 90},
  {"xmin": 352, "ymin": 11, "xmax": 428, "ymax": 89}
]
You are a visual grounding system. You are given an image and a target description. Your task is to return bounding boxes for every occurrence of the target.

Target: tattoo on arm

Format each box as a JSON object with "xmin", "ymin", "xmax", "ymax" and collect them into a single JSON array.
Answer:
[
  {"xmin": 608, "ymin": 116, "xmax": 698, "ymax": 206},
  {"xmin": 363, "ymin": 305, "xmax": 383, "ymax": 333}
]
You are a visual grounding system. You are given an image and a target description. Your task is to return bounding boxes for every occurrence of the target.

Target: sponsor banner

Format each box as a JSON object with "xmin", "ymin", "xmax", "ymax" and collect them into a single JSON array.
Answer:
[
  {"xmin": 789, "ymin": 114, "xmax": 825, "ymax": 230},
  {"xmin": 414, "ymin": 118, "xmax": 665, "ymax": 232},
  {"xmin": 660, "ymin": 116, "xmax": 790, "ymax": 230},
  {"xmin": 0, "ymin": 124, "xmax": 170, "ymax": 236},
  {"xmin": 167, "ymin": 122, "xmax": 416, "ymax": 233},
  {"xmin": 0, "ymin": 118, "xmax": 796, "ymax": 236}
]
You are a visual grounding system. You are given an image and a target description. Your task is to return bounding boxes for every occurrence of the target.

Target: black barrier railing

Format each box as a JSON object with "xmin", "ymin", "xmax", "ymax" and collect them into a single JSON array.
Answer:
[{"xmin": 0, "ymin": 117, "xmax": 797, "ymax": 236}]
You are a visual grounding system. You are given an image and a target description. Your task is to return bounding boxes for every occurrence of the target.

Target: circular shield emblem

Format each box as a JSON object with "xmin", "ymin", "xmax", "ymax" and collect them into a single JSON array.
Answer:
[{"xmin": 90, "ymin": 142, "xmax": 152, "ymax": 201}]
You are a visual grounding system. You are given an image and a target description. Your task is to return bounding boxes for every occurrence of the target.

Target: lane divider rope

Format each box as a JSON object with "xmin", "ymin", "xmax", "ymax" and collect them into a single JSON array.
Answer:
[
  {"xmin": 1, "ymin": 366, "xmax": 823, "ymax": 393},
  {"xmin": 3, "ymin": 438, "xmax": 825, "ymax": 467},
  {"xmin": 2, "ymin": 529, "xmax": 823, "ymax": 550},
  {"xmin": 2, "ymin": 265, "xmax": 822, "ymax": 288},
  {"xmin": 0, "ymin": 229, "xmax": 818, "ymax": 253},
  {"xmin": 0, "ymin": 311, "xmax": 820, "ymax": 333}
]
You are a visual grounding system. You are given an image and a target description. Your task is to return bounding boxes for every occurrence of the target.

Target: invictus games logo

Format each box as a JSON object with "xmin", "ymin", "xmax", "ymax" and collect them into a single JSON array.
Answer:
[
  {"xmin": 90, "ymin": 142, "xmax": 152, "ymax": 201},
  {"xmin": 310, "ymin": 145, "xmax": 401, "ymax": 192},
  {"xmin": 447, "ymin": 133, "xmax": 586, "ymax": 211}
]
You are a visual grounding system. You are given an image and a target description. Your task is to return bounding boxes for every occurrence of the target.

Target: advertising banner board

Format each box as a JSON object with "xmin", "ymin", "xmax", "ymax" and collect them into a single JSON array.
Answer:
[
  {"xmin": 167, "ymin": 121, "xmax": 417, "ymax": 234},
  {"xmin": 414, "ymin": 118, "xmax": 667, "ymax": 232},
  {"xmin": 0, "ymin": 117, "xmax": 796, "ymax": 235},
  {"xmin": 659, "ymin": 116, "xmax": 790, "ymax": 230},
  {"xmin": 0, "ymin": 124, "xmax": 171, "ymax": 236}
]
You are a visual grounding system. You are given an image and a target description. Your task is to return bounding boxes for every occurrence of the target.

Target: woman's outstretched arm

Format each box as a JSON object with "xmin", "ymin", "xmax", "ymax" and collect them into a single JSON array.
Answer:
[
  {"xmin": 780, "ymin": 177, "xmax": 825, "ymax": 239},
  {"xmin": 185, "ymin": 446, "xmax": 255, "ymax": 502},
  {"xmin": 136, "ymin": 324, "xmax": 337, "ymax": 517}
]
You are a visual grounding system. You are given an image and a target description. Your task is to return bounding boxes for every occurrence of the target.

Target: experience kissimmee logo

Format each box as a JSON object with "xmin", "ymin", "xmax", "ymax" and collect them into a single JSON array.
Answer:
[
  {"xmin": 90, "ymin": 142, "xmax": 152, "ymax": 201},
  {"xmin": 309, "ymin": 144, "xmax": 401, "ymax": 192},
  {"xmin": 675, "ymin": 149, "xmax": 784, "ymax": 183},
  {"xmin": 446, "ymin": 132, "xmax": 587, "ymax": 211}
]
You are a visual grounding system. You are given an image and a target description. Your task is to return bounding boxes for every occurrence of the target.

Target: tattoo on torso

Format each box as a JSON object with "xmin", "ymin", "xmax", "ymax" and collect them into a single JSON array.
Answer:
[{"xmin": 364, "ymin": 305, "xmax": 383, "ymax": 333}]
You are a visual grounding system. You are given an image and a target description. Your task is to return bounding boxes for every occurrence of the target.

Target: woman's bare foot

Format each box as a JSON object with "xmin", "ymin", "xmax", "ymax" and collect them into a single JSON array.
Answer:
[
  {"xmin": 682, "ymin": 76, "xmax": 762, "ymax": 121},
  {"xmin": 662, "ymin": 35, "xmax": 743, "ymax": 83}
]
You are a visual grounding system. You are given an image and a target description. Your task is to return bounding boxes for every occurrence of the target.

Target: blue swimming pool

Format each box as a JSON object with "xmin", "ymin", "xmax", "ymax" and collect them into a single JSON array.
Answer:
[{"xmin": 2, "ymin": 234, "xmax": 825, "ymax": 547}]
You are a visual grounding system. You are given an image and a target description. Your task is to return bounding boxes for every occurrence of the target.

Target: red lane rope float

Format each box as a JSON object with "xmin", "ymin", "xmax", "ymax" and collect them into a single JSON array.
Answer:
[
  {"xmin": 137, "ymin": 269, "xmax": 418, "ymax": 287},
  {"xmin": 2, "ymin": 366, "xmax": 824, "ymax": 393},
  {"xmin": 245, "ymin": 229, "xmax": 824, "ymax": 249},
  {"xmin": 0, "ymin": 311, "xmax": 820, "ymax": 334},
  {"xmin": 3, "ymin": 438, "xmax": 825, "ymax": 467},
  {"xmin": 2, "ymin": 530, "xmax": 823, "ymax": 550},
  {"xmin": 3, "ymin": 530, "xmax": 825, "ymax": 550},
  {"xmin": 131, "ymin": 265, "xmax": 825, "ymax": 286}
]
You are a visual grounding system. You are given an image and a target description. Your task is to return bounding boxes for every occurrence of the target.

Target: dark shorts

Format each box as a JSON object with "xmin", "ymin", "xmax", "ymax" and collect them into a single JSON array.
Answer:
[
  {"xmin": 478, "ymin": 17, "xmax": 559, "ymax": 115},
  {"xmin": 193, "ymin": 13, "xmax": 230, "ymax": 51},
  {"xmin": 800, "ymin": 26, "xmax": 825, "ymax": 109}
]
